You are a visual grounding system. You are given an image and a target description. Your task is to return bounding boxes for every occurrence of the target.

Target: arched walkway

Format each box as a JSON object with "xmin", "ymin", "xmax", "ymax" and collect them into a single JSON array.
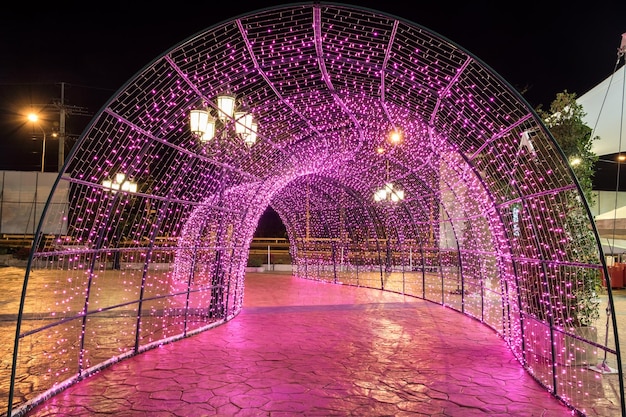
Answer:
[
  {"xmin": 3, "ymin": 3, "xmax": 623, "ymax": 416},
  {"xmin": 22, "ymin": 273, "xmax": 574, "ymax": 417}
]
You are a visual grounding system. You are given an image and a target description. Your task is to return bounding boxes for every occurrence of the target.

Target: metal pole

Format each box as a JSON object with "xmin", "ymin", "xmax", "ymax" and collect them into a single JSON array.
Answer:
[
  {"xmin": 39, "ymin": 126, "xmax": 46, "ymax": 173},
  {"xmin": 58, "ymin": 82, "xmax": 66, "ymax": 171}
]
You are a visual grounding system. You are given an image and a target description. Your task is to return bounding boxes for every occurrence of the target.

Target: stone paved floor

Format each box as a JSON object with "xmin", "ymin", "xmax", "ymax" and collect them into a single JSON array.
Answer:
[{"xmin": 17, "ymin": 272, "xmax": 581, "ymax": 417}]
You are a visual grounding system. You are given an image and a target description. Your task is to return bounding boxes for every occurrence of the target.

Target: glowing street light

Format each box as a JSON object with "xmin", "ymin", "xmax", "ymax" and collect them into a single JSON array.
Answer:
[
  {"xmin": 102, "ymin": 173, "xmax": 137, "ymax": 193},
  {"xmin": 190, "ymin": 93, "xmax": 258, "ymax": 147}
]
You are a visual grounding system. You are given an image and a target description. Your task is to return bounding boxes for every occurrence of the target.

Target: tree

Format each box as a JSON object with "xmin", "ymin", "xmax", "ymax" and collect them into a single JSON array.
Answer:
[
  {"xmin": 537, "ymin": 90, "xmax": 599, "ymax": 206},
  {"xmin": 537, "ymin": 90, "xmax": 602, "ymax": 328}
]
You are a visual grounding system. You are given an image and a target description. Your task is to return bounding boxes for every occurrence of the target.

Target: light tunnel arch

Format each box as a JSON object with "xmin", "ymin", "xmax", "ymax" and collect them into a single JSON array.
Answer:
[{"xmin": 5, "ymin": 2, "xmax": 624, "ymax": 416}]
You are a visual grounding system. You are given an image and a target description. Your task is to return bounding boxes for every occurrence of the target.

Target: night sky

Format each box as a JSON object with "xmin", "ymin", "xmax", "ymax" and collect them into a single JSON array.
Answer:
[{"xmin": 0, "ymin": 1, "xmax": 624, "ymax": 195}]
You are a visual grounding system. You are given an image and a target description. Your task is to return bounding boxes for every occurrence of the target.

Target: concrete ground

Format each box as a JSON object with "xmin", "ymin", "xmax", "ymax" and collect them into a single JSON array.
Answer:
[{"xmin": 16, "ymin": 272, "xmax": 598, "ymax": 417}]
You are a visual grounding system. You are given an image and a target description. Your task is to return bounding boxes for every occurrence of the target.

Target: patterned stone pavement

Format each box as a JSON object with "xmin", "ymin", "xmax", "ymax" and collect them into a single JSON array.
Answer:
[{"xmin": 19, "ymin": 272, "xmax": 581, "ymax": 416}]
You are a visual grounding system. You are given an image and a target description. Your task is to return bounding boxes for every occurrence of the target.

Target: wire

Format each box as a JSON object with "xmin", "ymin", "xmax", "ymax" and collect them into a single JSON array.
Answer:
[{"xmin": 590, "ymin": 36, "xmax": 626, "ymax": 254}]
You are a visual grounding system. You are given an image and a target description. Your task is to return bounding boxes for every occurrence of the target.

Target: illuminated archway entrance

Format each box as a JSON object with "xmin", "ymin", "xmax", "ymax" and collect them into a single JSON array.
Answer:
[{"xmin": 6, "ymin": 3, "xmax": 623, "ymax": 416}]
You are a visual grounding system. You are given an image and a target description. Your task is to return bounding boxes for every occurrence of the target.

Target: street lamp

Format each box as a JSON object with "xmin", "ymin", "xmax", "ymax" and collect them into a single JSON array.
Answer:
[
  {"xmin": 27, "ymin": 113, "xmax": 47, "ymax": 172},
  {"xmin": 102, "ymin": 173, "xmax": 137, "ymax": 193},
  {"xmin": 374, "ymin": 179, "xmax": 405, "ymax": 202},
  {"xmin": 190, "ymin": 93, "xmax": 258, "ymax": 147}
]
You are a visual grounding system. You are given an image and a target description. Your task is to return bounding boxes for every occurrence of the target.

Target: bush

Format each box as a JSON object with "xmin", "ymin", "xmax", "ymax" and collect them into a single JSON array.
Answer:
[
  {"xmin": 271, "ymin": 254, "xmax": 292, "ymax": 264},
  {"xmin": 247, "ymin": 256, "xmax": 264, "ymax": 267},
  {"xmin": 14, "ymin": 247, "xmax": 32, "ymax": 260}
]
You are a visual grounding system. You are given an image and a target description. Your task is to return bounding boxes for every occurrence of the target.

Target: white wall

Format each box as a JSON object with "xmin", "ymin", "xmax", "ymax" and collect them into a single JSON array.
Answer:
[
  {"xmin": 591, "ymin": 190, "xmax": 626, "ymax": 218},
  {"xmin": 0, "ymin": 171, "xmax": 68, "ymax": 235}
]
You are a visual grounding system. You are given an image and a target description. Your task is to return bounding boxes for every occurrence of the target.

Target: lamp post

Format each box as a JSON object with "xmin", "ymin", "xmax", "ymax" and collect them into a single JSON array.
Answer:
[
  {"xmin": 373, "ymin": 130, "xmax": 405, "ymax": 203},
  {"xmin": 101, "ymin": 173, "xmax": 138, "ymax": 269},
  {"xmin": 27, "ymin": 113, "xmax": 47, "ymax": 172},
  {"xmin": 189, "ymin": 95, "xmax": 259, "ymax": 318}
]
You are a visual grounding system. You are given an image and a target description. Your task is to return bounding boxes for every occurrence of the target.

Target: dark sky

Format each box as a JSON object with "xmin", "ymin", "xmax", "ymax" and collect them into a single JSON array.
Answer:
[{"xmin": 1, "ymin": 1, "xmax": 625, "ymax": 172}]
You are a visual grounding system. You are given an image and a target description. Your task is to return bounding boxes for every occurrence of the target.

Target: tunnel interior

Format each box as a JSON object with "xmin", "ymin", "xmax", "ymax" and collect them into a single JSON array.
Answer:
[{"xmin": 5, "ymin": 3, "xmax": 624, "ymax": 417}]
